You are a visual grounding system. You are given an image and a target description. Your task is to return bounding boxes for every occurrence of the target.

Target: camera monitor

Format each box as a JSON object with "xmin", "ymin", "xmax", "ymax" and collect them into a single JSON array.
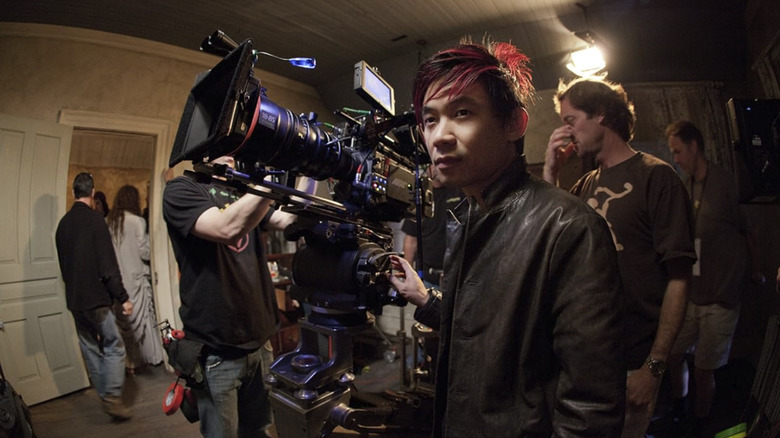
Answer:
[{"xmin": 354, "ymin": 61, "xmax": 395, "ymax": 116}]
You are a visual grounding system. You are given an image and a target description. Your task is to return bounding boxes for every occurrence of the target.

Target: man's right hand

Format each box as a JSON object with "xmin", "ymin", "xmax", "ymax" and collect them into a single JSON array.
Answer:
[
  {"xmin": 387, "ymin": 255, "xmax": 429, "ymax": 307},
  {"xmin": 543, "ymin": 125, "xmax": 577, "ymax": 185},
  {"xmin": 121, "ymin": 300, "xmax": 133, "ymax": 316}
]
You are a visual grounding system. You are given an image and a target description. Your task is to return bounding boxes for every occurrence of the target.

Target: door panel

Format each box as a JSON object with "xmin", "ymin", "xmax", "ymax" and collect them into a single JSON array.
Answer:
[{"xmin": 0, "ymin": 113, "xmax": 89, "ymax": 405}]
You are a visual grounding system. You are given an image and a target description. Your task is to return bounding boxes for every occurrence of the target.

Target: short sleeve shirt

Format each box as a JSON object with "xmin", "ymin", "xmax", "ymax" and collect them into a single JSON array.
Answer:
[
  {"xmin": 571, "ymin": 152, "xmax": 695, "ymax": 368},
  {"xmin": 163, "ymin": 176, "xmax": 278, "ymax": 351}
]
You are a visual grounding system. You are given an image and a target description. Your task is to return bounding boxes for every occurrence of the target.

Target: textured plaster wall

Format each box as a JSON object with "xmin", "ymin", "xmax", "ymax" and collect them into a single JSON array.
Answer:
[{"xmin": 0, "ymin": 25, "xmax": 332, "ymax": 137}]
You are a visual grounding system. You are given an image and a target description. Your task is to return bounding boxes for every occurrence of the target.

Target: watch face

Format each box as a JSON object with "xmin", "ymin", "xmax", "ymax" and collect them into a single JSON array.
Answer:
[{"xmin": 646, "ymin": 358, "xmax": 666, "ymax": 376}]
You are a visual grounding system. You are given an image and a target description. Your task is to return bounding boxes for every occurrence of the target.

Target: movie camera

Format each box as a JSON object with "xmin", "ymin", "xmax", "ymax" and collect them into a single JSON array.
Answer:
[{"xmin": 170, "ymin": 31, "xmax": 434, "ymax": 437}]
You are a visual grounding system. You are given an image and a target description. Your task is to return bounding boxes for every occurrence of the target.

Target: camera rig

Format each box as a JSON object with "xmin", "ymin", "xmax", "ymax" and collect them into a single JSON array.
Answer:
[{"xmin": 170, "ymin": 31, "xmax": 434, "ymax": 437}]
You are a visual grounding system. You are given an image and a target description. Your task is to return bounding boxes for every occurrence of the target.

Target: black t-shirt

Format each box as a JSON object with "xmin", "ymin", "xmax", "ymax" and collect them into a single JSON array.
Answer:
[
  {"xmin": 163, "ymin": 176, "xmax": 279, "ymax": 352},
  {"xmin": 401, "ymin": 187, "xmax": 463, "ymax": 284}
]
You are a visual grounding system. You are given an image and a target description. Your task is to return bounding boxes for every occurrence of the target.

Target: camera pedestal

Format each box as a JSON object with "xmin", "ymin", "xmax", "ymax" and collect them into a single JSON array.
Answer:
[
  {"xmin": 267, "ymin": 311, "xmax": 370, "ymax": 438},
  {"xmin": 267, "ymin": 311, "xmax": 434, "ymax": 438},
  {"xmin": 269, "ymin": 383, "xmax": 351, "ymax": 438}
]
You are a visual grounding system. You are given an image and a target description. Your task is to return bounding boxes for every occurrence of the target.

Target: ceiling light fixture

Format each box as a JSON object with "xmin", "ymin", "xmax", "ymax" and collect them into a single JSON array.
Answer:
[
  {"xmin": 566, "ymin": 3, "xmax": 607, "ymax": 78},
  {"xmin": 567, "ymin": 45, "xmax": 606, "ymax": 77}
]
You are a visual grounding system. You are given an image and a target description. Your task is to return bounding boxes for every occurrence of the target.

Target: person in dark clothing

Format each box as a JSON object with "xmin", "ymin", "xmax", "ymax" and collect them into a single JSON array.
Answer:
[
  {"xmin": 163, "ymin": 156, "xmax": 296, "ymax": 438},
  {"xmin": 55, "ymin": 172, "xmax": 133, "ymax": 420},
  {"xmin": 388, "ymin": 38, "xmax": 626, "ymax": 437},
  {"xmin": 666, "ymin": 120, "xmax": 762, "ymax": 434},
  {"xmin": 401, "ymin": 167, "xmax": 463, "ymax": 288}
]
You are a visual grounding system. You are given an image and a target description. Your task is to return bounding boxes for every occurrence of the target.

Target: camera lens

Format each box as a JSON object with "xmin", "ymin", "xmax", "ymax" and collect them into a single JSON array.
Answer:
[{"xmin": 237, "ymin": 96, "xmax": 359, "ymax": 181}]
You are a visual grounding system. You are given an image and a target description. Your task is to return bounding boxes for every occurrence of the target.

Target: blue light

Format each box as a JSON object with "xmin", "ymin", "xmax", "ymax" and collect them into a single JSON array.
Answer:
[
  {"xmin": 255, "ymin": 51, "xmax": 317, "ymax": 70},
  {"xmin": 288, "ymin": 57, "xmax": 317, "ymax": 69}
]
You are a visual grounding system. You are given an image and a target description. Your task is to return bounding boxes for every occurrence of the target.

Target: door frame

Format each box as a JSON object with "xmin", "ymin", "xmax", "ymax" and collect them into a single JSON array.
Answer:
[{"xmin": 57, "ymin": 110, "xmax": 179, "ymax": 331}]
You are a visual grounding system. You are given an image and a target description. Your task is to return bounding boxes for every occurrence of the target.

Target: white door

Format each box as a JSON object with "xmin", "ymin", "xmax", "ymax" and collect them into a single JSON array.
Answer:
[{"xmin": 0, "ymin": 113, "xmax": 90, "ymax": 405}]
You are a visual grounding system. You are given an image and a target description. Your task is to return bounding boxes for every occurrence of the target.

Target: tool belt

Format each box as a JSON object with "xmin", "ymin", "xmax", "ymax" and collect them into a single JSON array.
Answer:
[{"xmin": 166, "ymin": 338, "xmax": 205, "ymax": 386}]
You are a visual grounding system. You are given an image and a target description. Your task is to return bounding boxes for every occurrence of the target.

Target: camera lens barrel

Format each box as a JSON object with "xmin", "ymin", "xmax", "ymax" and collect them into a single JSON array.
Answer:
[{"xmin": 237, "ymin": 97, "xmax": 359, "ymax": 181}]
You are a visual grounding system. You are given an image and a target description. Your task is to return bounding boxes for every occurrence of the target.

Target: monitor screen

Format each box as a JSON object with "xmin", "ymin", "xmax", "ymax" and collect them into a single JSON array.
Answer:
[{"xmin": 354, "ymin": 61, "xmax": 395, "ymax": 116}]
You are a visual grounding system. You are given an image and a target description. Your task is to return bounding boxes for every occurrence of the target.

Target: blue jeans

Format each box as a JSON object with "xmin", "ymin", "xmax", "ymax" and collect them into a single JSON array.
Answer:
[
  {"xmin": 71, "ymin": 306, "xmax": 126, "ymax": 399},
  {"xmin": 193, "ymin": 342, "xmax": 274, "ymax": 438}
]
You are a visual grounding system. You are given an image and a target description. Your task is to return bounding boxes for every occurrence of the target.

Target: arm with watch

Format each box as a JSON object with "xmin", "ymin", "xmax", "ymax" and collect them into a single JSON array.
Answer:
[
  {"xmin": 627, "ymin": 257, "xmax": 691, "ymax": 407},
  {"xmin": 386, "ymin": 255, "xmax": 442, "ymax": 329}
]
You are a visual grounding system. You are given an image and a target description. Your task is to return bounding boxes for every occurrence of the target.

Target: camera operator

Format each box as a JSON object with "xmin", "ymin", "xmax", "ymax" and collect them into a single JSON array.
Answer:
[
  {"xmin": 163, "ymin": 156, "xmax": 294, "ymax": 438},
  {"xmin": 388, "ymin": 38, "xmax": 625, "ymax": 437}
]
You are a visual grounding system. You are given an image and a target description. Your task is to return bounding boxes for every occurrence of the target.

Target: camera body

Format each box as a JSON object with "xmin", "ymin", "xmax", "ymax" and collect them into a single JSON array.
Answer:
[
  {"xmin": 170, "ymin": 39, "xmax": 430, "ymax": 223},
  {"xmin": 170, "ymin": 38, "xmax": 431, "ymax": 313}
]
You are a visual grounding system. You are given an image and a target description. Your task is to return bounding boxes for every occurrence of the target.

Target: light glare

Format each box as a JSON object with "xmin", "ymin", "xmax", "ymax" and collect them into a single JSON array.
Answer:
[{"xmin": 566, "ymin": 46, "xmax": 606, "ymax": 77}]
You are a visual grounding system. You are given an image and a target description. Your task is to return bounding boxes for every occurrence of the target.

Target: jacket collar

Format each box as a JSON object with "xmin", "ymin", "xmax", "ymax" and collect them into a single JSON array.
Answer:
[
  {"xmin": 449, "ymin": 155, "xmax": 529, "ymax": 226},
  {"xmin": 480, "ymin": 155, "xmax": 529, "ymax": 209}
]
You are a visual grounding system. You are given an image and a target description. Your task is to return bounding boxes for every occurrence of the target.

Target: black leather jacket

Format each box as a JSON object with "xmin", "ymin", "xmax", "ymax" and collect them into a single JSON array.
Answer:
[{"xmin": 414, "ymin": 158, "xmax": 626, "ymax": 437}]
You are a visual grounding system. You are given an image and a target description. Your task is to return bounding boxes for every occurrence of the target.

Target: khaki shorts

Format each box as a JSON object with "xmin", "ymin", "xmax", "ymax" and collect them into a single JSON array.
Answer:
[{"xmin": 671, "ymin": 302, "xmax": 740, "ymax": 370}]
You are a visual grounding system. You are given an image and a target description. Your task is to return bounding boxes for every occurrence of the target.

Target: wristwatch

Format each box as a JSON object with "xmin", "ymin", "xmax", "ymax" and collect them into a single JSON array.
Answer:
[{"xmin": 645, "ymin": 357, "xmax": 667, "ymax": 377}]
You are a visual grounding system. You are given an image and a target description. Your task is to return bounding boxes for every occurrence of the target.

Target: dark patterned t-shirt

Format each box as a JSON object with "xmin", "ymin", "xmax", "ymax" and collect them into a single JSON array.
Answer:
[{"xmin": 571, "ymin": 152, "xmax": 696, "ymax": 368}]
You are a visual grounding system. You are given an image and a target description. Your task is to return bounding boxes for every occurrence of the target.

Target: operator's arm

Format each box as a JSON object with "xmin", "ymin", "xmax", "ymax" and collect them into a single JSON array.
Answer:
[
  {"xmin": 191, "ymin": 192, "xmax": 274, "ymax": 246},
  {"xmin": 262, "ymin": 176, "xmax": 315, "ymax": 232},
  {"xmin": 626, "ymin": 257, "xmax": 690, "ymax": 407},
  {"xmin": 266, "ymin": 209, "xmax": 296, "ymax": 232}
]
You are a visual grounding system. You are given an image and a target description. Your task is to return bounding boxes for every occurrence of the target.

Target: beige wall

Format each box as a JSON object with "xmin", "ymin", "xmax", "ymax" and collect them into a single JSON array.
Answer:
[
  {"xmin": 0, "ymin": 23, "xmax": 334, "ymax": 329},
  {"xmin": 0, "ymin": 24, "xmax": 332, "ymax": 126}
]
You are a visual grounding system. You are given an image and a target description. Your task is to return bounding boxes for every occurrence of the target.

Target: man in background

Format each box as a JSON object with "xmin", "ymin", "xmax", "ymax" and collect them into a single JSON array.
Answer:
[
  {"xmin": 543, "ymin": 78, "xmax": 696, "ymax": 438},
  {"xmin": 55, "ymin": 172, "xmax": 133, "ymax": 421},
  {"xmin": 666, "ymin": 120, "xmax": 763, "ymax": 436}
]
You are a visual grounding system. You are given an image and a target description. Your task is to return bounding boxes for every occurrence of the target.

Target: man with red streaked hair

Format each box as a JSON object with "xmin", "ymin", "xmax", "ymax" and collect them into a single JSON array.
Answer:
[{"xmin": 389, "ymin": 38, "xmax": 626, "ymax": 437}]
